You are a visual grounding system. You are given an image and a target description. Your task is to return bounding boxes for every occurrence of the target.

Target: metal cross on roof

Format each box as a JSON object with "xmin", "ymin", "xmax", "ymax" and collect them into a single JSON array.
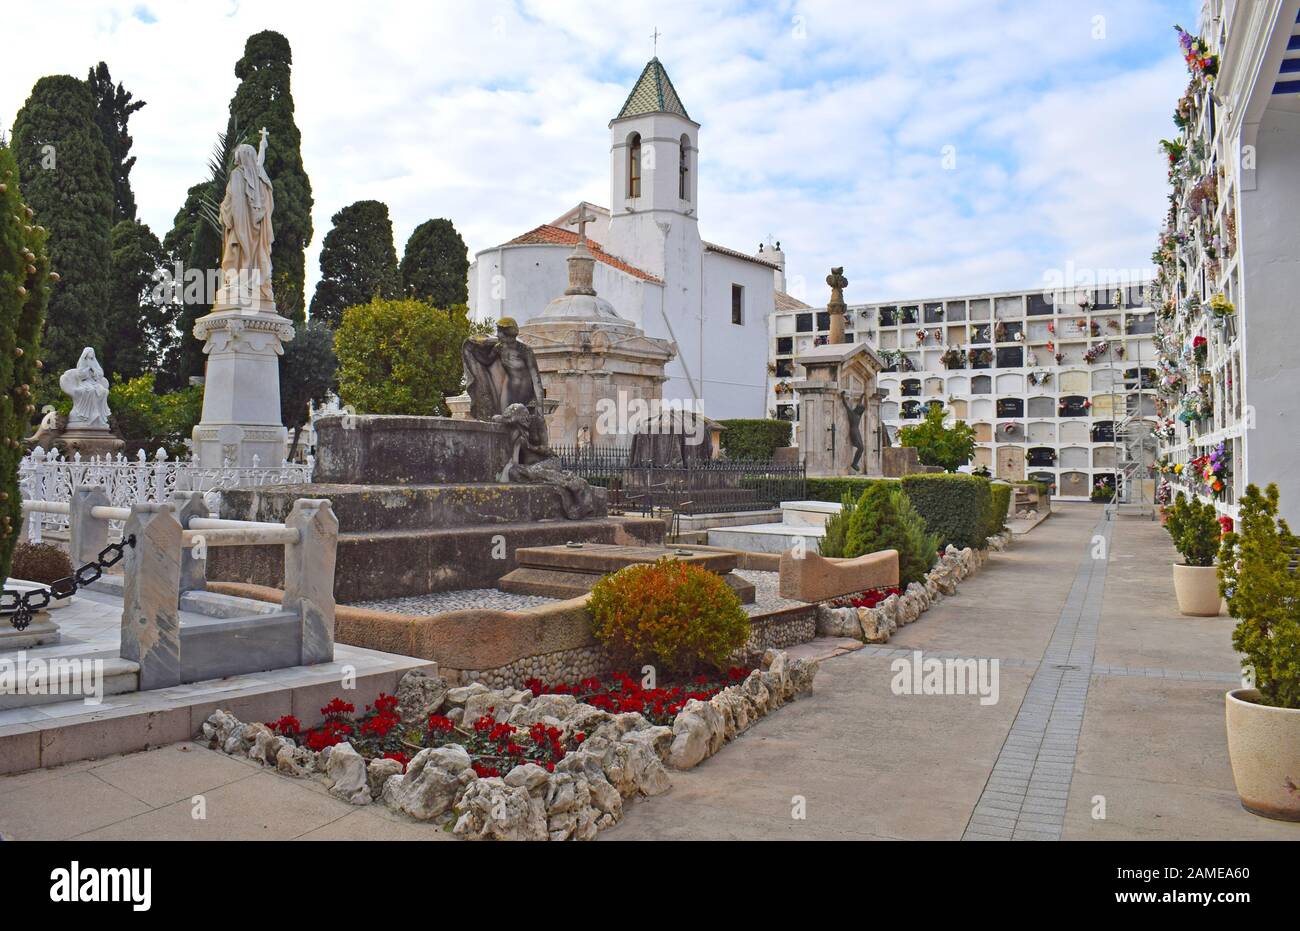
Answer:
[
  {"xmin": 651, "ymin": 27, "xmax": 661, "ymax": 56},
  {"xmin": 568, "ymin": 204, "xmax": 598, "ymax": 243}
]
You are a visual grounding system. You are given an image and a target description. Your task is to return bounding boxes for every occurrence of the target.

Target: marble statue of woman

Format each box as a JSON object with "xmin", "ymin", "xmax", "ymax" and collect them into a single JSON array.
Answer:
[
  {"xmin": 59, "ymin": 347, "xmax": 112, "ymax": 429},
  {"xmin": 219, "ymin": 127, "xmax": 276, "ymax": 310}
]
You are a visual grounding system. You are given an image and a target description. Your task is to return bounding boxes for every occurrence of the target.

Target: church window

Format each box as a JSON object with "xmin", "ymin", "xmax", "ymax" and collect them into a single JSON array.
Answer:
[
  {"xmin": 679, "ymin": 135, "xmax": 690, "ymax": 200},
  {"xmin": 628, "ymin": 133, "xmax": 642, "ymax": 198},
  {"xmin": 732, "ymin": 284, "xmax": 744, "ymax": 325}
]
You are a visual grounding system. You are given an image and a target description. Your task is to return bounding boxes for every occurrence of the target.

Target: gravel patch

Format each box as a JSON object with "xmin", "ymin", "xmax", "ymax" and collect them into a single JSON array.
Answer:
[{"xmin": 349, "ymin": 588, "xmax": 559, "ymax": 614}]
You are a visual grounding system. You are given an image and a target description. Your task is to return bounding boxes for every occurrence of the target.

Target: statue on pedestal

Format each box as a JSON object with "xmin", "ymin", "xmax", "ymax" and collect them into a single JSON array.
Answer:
[
  {"xmin": 462, "ymin": 319, "xmax": 598, "ymax": 518},
  {"xmin": 841, "ymin": 391, "xmax": 867, "ymax": 472},
  {"xmin": 60, "ymin": 348, "xmax": 111, "ymax": 428},
  {"xmin": 218, "ymin": 127, "xmax": 276, "ymax": 310}
]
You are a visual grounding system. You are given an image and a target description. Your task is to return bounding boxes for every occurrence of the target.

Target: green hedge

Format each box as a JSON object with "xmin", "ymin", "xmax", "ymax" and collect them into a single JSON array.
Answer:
[
  {"xmin": 805, "ymin": 476, "xmax": 896, "ymax": 503},
  {"xmin": 900, "ymin": 473, "xmax": 993, "ymax": 550},
  {"xmin": 987, "ymin": 483, "xmax": 1012, "ymax": 538},
  {"xmin": 717, "ymin": 419, "xmax": 792, "ymax": 460}
]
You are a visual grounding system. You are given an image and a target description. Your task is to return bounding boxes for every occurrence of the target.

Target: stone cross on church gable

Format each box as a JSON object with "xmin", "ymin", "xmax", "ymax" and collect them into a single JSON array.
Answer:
[{"xmin": 567, "ymin": 205, "xmax": 599, "ymax": 244}]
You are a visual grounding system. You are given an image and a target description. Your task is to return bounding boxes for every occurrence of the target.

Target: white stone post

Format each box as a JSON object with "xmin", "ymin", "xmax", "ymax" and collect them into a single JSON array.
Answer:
[
  {"xmin": 120, "ymin": 503, "xmax": 183, "ymax": 690},
  {"xmin": 169, "ymin": 491, "xmax": 210, "ymax": 594},
  {"xmin": 69, "ymin": 486, "xmax": 112, "ymax": 568},
  {"xmin": 282, "ymin": 498, "xmax": 337, "ymax": 666}
]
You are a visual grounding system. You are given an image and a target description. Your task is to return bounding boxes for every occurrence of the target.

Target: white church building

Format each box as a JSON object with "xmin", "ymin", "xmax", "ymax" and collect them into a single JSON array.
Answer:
[{"xmin": 468, "ymin": 57, "xmax": 799, "ymax": 421}]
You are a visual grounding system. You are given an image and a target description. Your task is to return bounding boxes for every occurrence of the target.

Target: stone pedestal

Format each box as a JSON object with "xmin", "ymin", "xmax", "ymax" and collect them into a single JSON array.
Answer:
[
  {"xmin": 56, "ymin": 428, "xmax": 124, "ymax": 459},
  {"xmin": 191, "ymin": 308, "xmax": 294, "ymax": 467},
  {"xmin": 517, "ymin": 239, "xmax": 675, "ymax": 447},
  {"xmin": 793, "ymin": 342, "xmax": 885, "ymax": 477}
]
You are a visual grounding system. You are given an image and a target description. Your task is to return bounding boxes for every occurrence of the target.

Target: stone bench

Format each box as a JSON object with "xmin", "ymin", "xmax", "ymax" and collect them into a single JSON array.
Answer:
[{"xmin": 777, "ymin": 549, "xmax": 899, "ymax": 603}]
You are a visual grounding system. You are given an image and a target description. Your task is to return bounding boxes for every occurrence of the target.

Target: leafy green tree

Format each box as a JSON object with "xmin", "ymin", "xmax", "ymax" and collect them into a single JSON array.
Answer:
[
  {"xmin": 0, "ymin": 143, "xmax": 52, "ymax": 580},
  {"xmin": 104, "ymin": 219, "xmax": 174, "ymax": 380},
  {"xmin": 309, "ymin": 200, "xmax": 401, "ymax": 327},
  {"xmin": 280, "ymin": 321, "xmax": 337, "ymax": 459},
  {"xmin": 1220, "ymin": 484, "xmax": 1300, "ymax": 708},
  {"xmin": 86, "ymin": 62, "xmax": 145, "ymax": 224},
  {"xmin": 335, "ymin": 298, "xmax": 475, "ymax": 415},
  {"xmin": 225, "ymin": 31, "xmax": 313, "ymax": 321},
  {"xmin": 400, "ymin": 218, "xmax": 468, "ymax": 309},
  {"xmin": 11, "ymin": 74, "xmax": 114, "ymax": 374},
  {"xmin": 897, "ymin": 404, "xmax": 976, "ymax": 472},
  {"xmin": 107, "ymin": 373, "xmax": 203, "ymax": 458},
  {"xmin": 1165, "ymin": 494, "xmax": 1219, "ymax": 566}
]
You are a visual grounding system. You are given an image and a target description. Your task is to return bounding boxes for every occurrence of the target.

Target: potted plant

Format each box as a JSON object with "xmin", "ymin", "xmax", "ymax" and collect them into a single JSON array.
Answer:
[
  {"xmin": 1218, "ymin": 484, "xmax": 1300, "ymax": 820},
  {"xmin": 1164, "ymin": 494, "xmax": 1222, "ymax": 615}
]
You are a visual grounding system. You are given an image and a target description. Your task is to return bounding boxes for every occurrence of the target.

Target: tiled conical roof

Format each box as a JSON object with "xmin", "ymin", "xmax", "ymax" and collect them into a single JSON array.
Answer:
[{"xmin": 615, "ymin": 57, "xmax": 690, "ymax": 120}]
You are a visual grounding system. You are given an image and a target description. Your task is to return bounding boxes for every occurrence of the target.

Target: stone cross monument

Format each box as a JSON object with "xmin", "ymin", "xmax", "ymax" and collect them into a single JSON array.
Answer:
[
  {"xmin": 191, "ymin": 128, "xmax": 295, "ymax": 468},
  {"xmin": 826, "ymin": 266, "xmax": 848, "ymax": 345}
]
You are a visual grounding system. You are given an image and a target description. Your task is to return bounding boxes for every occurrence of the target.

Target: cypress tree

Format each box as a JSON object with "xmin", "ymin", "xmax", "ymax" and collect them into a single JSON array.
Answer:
[
  {"xmin": 225, "ymin": 31, "xmax": 313, "ymax": 322},
  {"xmin": 309, "ymin": 200, "xmax": 400, "ymax": 327},
  {"xmin": 0, "ymin": 143, "xmax": 52, "ymax": 580},
  {"xmin": 280, "ymin": 320, "xmax": 337, "ymax": 459},
  {"xmin": 86, "ymin": 62, "xmax": 145, "ymax": 225},
  {"xmin": 11, "ymin": 75, "xmax": 114, "ymax": 374},
  {"xmin": 105, "ymin": 219, "xmax": 172, "ymax": 380},
  {"xmin": 400, "ymin": 218, "xmax": 468, "ymax": 309}
]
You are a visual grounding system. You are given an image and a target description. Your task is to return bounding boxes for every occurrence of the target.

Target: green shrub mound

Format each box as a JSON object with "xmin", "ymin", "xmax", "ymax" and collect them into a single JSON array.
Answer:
[
  {"xmin": 901, "ymin": 473, "xmax": 993, "ymax": 551},
  {"xmin": 588, "ymin": 558, "xmax": 750, "ymax": 677},
  {"xmin": 717, "ymin": 419, "xmax": 791, "ymax": 460},
  {"xmin": 806, "ymin": 476, "xmax": 889, "ymax": 503},
  {"xmin": 1219, "ymin": 484, "xmax": 1300, "ymax": 709},
  {"xmin": 986, "ymin": 483, "xmax": 1012, "ymax": 538},
  {"xmin": 1165, "ymin": 495, "xmax": 1219, "ymax": 567},
  {"xmin": 819, "ymin": 484, "xmax": 937, "ymax": 586}
]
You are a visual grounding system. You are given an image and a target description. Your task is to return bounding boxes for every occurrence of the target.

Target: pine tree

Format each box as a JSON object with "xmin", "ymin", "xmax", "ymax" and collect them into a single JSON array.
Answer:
[
  {"xmin": 0, "ymin": 143, "xmax": 52, "ymax": 580},
  {"xmin": 225, "ymin": 31, "xmax": 313, "ymax": 322},
  {"xmin": 11, "ymin": 75, "xmax": 114, "ymax": 374},
  {"xmin": 401, "ymin": 218, "xmax": 468, "ymax": 309},
  {"xmin": 308, "ymin": 200, "xmax": 401, "ymax": 327},
  {"xmin": 86, "ymin": 62, "xmax": 145, "ymax": 225},
  {"xmin": 104, "ymin": 219, "xmax": 173, "ymax": 380},
  {"xmin": 844, "ymin": 483, "xmax": 934, "ymax": 586}
]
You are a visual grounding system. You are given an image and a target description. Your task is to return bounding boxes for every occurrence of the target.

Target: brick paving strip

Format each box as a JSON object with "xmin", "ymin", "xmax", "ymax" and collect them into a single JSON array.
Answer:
[{"xmin": 960, "ymin": 514, "xmax": 1112, "ymax": 841}]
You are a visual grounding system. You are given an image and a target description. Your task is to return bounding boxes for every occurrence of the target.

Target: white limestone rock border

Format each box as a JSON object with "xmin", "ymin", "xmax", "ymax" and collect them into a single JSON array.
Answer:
[
  {"xmin": 815, "ymin": 532, "xmax": 1012, "ymax": 646},
  {"xmin": 197, "ymin": 648, "xmax": 817, "ymax": 841}
]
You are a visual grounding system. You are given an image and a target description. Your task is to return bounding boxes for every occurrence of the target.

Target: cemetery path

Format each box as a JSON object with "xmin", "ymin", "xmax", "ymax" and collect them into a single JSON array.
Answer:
[
  {"xmin": 604, "ymin": 503, "xmax": 1300, "ymax": 841},
  {"xmin": 2, "ymin": 504, "xmax": 1298, "ymax": 840}
]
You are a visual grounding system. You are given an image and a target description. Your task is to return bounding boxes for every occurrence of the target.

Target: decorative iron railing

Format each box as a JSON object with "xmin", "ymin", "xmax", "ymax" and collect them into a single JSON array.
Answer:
[{"xmin": 17, "ymin": 447, "xmax": 312, "ymax": 541}]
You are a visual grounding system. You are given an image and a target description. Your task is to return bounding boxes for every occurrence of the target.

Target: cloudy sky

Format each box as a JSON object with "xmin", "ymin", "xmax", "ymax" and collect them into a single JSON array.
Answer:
[{"xmin": 1, "ymin": 0, "xmax": 1196, "ymax": 308}]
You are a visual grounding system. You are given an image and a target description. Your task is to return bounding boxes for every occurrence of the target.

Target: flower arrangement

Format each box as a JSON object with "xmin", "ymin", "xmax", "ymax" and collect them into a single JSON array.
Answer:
[
  {"xmin": 1192, "ymin": 335, "xmax": 1208, "ymax": 366},
  {"xmin": 1084, "ymin": 341, "xmax": 1110, "ymax": 363},
  {"xmin": 1189, "ymin": 440, "xmax": 1230, "ymax": 498},
  {"xmin": 940, "ymin": 347, "xmax": 965, "ymax": 369},
  {"xmin": 1027, "ymin": 370, "xmax": 1052, "ymax": 387},
  {"xmin": 1208, "ymin": 293, "xmax": 1234, "ymax": 317},
  {"xmin": 1175, "ymin": 25, "xmax": 1218, "ymax": 82}
]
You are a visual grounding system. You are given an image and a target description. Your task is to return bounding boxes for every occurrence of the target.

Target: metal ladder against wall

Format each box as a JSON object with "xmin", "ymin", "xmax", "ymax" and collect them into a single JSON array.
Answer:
[{"xmin": 1106, "ymin": 297, "xmax": 1156, "ymax": 521}]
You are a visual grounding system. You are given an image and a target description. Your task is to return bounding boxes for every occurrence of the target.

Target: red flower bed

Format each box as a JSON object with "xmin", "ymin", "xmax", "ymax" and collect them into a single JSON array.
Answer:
[
  {"xmin": 523, "ymin": 668, "xmax": 751, "ymax": 728},
  {"xmin": 827, "ymin": 586, "xmax": 902, "ymax": 610}
]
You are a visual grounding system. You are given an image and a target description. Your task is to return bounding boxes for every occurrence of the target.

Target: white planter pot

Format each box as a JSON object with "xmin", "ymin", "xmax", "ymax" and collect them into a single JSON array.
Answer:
[
  {"xmin": 1171, "ymin": 563, "xmax": 1220, "ymax": 616},
  {"xmin": 1225, "ymin": 689, "xmax": 1300, "ymax": 821}
]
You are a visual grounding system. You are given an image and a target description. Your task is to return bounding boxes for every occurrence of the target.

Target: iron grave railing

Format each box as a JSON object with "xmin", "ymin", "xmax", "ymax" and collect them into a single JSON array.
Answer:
[{"xmin": 552, "ymin": 444, "xmax": 805, "ymax": 515}]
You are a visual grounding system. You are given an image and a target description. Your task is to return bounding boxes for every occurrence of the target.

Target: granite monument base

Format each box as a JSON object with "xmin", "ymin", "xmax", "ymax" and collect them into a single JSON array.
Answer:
[
  {"xmin": 206, "ymin": 482, "xmax": 664, "ymax": 602},
  {"xmin": 497, "ymin": 542, "xmax": 756, "ymax": 603}
]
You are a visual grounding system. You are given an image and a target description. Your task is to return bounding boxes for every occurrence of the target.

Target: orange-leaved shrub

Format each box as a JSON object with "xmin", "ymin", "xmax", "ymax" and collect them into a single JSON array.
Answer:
[{"xmin": 587, "ymin": 558, "xmax": 750, "ymax": 676}]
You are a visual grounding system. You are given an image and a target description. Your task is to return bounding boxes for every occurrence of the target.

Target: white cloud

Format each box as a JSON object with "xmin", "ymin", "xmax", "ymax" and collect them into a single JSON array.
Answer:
[{"xmin": 0, "ymin": 0, "xmax": 1194, "ymax": 313}]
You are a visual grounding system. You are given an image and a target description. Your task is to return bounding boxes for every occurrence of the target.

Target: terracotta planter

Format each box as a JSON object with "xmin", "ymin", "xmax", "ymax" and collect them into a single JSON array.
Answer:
[
  {"xmin": 1172, "ymin": 563, "xmax": 1220, "ymax": 616},
  {"xmin": 1225, "ymin": 689, "xmax": 1300, "ymax": 821}
]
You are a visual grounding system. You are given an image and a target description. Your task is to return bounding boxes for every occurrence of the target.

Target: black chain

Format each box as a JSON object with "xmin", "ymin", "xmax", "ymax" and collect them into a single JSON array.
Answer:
[{"xmin": 1, "ymin": 535, "xmax": 136, "ymax": 632}]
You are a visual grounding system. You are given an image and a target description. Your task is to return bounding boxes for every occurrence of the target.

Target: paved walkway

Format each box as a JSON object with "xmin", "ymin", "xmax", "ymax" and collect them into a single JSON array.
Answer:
[
  {"xmin": 605, "ymin": 504, "xmax": 1299, "ymax": 841},
  {"xmin": 2, "ymin": 503, "xmax": 1296, "ymax": 840}
]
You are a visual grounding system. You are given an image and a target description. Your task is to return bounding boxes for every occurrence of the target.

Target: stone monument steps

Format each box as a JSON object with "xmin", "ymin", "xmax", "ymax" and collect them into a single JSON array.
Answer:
[
  {"xmin": 211, "ymin": 516, "xmax": 664, "ymax": 602},
  {"xmin": 0, "ymin": 649, "xmax": 139, "ymax": 711}
]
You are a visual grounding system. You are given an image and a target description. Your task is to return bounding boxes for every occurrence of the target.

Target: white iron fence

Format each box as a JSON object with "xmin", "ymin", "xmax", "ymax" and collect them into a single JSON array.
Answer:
[{"xmin": 18, "ymin": 447, "xmax": 312, "ymax": 542}]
